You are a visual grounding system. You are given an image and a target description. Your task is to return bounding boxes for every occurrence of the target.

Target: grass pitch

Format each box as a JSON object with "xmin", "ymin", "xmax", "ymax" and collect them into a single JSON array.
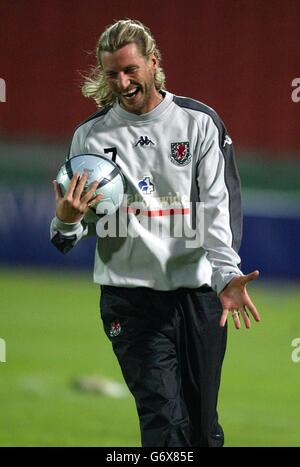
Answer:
[{"xmin": 0, "ymin": 268, "xmax": 299, "ymax": 447}]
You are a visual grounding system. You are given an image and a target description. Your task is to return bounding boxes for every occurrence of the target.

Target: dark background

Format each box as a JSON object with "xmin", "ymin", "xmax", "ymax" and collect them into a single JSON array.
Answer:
[{"xmin": 0, "ymin": 0, "xmax": 299, "ymax": 153}]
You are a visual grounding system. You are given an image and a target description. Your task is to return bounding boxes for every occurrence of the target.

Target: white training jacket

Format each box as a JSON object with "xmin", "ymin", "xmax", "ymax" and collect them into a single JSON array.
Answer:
[{"xmin": 50, "ymin": 90, "xmax": 243, "ymax": 294}]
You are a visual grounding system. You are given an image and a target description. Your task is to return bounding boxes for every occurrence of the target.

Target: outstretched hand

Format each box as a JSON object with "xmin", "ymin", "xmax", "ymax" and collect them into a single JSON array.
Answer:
[{"xmin": 219, "ymin": 270, "xmax": 260, "ymax": 330}]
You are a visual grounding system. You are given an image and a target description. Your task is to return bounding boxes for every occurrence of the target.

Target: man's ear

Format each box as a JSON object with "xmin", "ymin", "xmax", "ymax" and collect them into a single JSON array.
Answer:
[{"xmin": 149, "ymin": 53, "xmax": 158, "ymax": 71}]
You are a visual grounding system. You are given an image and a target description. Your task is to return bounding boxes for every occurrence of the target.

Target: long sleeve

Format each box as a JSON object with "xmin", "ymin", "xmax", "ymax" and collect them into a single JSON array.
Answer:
[
  {"xmin": 197, "ymin": 113, "xmax": 243, "ymax": 294},
  {"xmin": 50, "ymin": 217, "xmax": 96, "ymax": 254},
  {"xmin": 49, "ymin": 91, "xmax": 246, "ymax": 290},
  {"xmin": 50, "ymin": 126, "xmax": 97, "ymax": 254}
]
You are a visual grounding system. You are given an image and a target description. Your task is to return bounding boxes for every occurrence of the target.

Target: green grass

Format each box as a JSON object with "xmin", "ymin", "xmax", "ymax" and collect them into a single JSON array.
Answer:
[
  {"xmin": 0, "ymin": 268, "xmax": 299, "ymax": 447},
  {"xmin": 220, "ymin": 282, "xmax": 300, "ymax": 447}
]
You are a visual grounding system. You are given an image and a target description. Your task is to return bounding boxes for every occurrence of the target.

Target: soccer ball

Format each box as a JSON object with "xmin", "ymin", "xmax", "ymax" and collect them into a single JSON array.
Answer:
[{"xmin": 56, "ymin": 153, "xmax": 126, "ymax": 217}]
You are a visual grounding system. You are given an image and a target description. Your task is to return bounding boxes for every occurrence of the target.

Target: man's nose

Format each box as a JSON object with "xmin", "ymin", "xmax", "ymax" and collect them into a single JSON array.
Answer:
[{"xmin": 117, "ymin": 72, "xmax": 130, "ymax": 91}]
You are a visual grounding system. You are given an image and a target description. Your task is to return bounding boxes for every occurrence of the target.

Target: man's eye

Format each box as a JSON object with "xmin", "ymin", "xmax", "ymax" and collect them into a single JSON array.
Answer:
[{"xmin": 125, "ymin": 67, "xmax": 137, "ymax": 73}]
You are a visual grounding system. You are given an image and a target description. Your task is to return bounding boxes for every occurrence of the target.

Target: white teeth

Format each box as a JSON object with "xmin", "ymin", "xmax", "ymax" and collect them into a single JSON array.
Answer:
[{"xmin": 123, "ymin": 87, "xmax": 138, "ymax": 97}]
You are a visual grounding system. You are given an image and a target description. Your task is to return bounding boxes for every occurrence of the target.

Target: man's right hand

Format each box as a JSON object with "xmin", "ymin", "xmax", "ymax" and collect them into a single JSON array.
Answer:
[{"xmin": 52, "ymin": 171, "xmax": 102, "ymax": 223}]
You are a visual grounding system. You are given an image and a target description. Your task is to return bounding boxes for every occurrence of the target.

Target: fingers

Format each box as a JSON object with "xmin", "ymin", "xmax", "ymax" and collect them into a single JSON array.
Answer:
[
  {"xmin": 232, "ymin": 310, "xmax": 241, "ymax": 330},
  {"xmin": 80, "ymin": 180, "xmax": 100, "ymax": 204},
  {"xmin": 246, "ymin": 300, "xmax": 261, "ymax": 322},
  {"xmin": 52, "ymin": 180, "xmax": 62, "ymax": 202},
  {"xmin": 87, "ymin": 194, "xmax": 103, "ymax": 208},
  {"xmin": 65, "ymin": 173, "xmax": 101, "ymax": 207},
  {"xmin": 220, "ymin": 309, "xmax": 241, "ymax": 329},
  {"xmin": 73, "ymin": 172, "xmax": 89, "ymax": 201},
  {"xmin": 240, "ymin": 306, "xmax": 251, "ymax": 329},
  {"xmin": 231, "ymin": 308, "xmax": 251, "ymax": 330},
  {"xmin": 220, "ymin": 309, "xmax": 229, "ymax": 328},
  {"xmin": 81, "ymin": 181, "xmax": 103, "ymax": 210},
  {"xmin": 65, "ymin": 172, "xmax": 81, "ymax": 198},
  {"xmin": 219, "ymin": 270, "xmax": 260, "ymax": 330},
  {"xmin": 240, "ymin": 270, "xmax": 260, "ymax": 286},
  {"xmin": 220, "ymin": 306, "xmax": 259, "ymax": 330}
]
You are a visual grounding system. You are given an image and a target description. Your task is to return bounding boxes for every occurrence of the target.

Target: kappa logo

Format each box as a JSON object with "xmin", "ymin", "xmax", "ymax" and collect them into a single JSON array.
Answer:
[
  {"xmin": 170, "ymin": 142, "xmax": 191, "ymax": 166},
  {"xmin": 138, "ymin": 176, "xmax": 155, "ymax": 195},
  {"xmin": 134, "ymin": 136, "xmax": 155, "ymax": 147},
  {"xmin": 223, "ymin": 135, "xmax": 232, "ymax": 147},
  {"xmin": 109, "ymin": 320, "xmax": 122, "ymax": 337}
]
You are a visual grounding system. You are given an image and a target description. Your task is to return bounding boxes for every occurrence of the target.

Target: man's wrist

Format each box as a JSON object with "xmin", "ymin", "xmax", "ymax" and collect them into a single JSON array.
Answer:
[
  {"xmin": 212, "ymin": 270, "xmax": 243, "ymax": 296},
  {"xmin": 53, "ymin": 216, "xmax": 83, "ymax": 234}
]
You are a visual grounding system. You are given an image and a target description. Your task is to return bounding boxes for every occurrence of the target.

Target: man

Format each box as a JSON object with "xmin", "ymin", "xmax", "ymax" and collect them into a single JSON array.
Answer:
[{"xmin": 50, "ymin": 19, "xmax": 260, "ymax": 447}]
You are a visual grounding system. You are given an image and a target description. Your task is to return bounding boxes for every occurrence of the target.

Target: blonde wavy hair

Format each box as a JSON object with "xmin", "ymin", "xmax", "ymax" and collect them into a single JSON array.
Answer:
[{"xmin": 81, "ymin": 19, "xmax": 166, "ymax": 108}]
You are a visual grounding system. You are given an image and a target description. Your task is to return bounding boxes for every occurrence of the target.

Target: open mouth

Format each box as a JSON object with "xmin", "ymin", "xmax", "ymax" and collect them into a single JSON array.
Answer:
[{"xmin": 122, "ymin": 87, "xmax": 140, "ymax": 99}]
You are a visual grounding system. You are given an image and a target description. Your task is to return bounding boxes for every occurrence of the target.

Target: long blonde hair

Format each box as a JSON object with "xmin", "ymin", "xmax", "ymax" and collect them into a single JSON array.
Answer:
[{"xmin": 82, "ymin": 19, "xmax": 166, "ymax": 108}]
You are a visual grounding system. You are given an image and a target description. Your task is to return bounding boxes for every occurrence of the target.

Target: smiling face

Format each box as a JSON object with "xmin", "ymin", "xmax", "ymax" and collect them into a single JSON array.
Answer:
[{"xmin": 101, "ymin": 43, "xmax": 162, "ymax": 114}]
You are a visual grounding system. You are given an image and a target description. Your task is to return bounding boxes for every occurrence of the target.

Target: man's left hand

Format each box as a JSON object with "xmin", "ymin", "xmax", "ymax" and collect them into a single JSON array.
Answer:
[{"xmin": 219, "ymin": 270, "xmax": 260, "ymax": 329}]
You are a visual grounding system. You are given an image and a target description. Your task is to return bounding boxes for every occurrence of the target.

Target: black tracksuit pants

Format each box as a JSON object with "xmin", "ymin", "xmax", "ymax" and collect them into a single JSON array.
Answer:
[{"xmin": 100, "ymin": 284, "xmax": 227, "ymax": 447}]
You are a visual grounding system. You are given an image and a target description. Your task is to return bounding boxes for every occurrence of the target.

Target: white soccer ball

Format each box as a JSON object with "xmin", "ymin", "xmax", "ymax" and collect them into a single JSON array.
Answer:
[{"xmin": 56, "ymin": 153, "xmax": 126, "ymax": 217}]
